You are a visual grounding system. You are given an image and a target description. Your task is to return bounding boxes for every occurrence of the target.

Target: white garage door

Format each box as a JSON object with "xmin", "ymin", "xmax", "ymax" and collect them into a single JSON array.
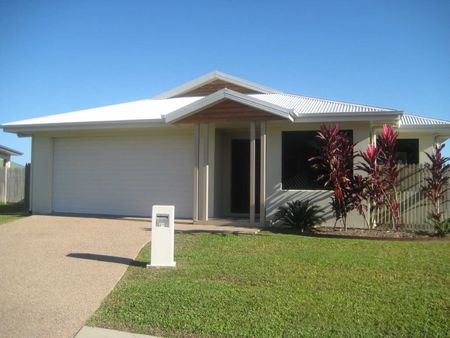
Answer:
[{"xmin": 52, "ymin": 131, "xmax": 193, "ymax": 218}]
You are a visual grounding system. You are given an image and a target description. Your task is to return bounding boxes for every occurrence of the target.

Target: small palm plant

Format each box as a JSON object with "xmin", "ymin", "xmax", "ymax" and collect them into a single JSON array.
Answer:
[
  {"xmin": 273, "ymin": 200, "xmax": 324, "ymax": 231},
  {"xmin": 428, "ymin": 217, "xmax": 450, "ymax": 237}
]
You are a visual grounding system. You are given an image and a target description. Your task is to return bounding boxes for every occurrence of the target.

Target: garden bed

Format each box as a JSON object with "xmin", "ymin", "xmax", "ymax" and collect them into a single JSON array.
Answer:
[
  {"xmin": 312, "ymin": 226, "xmax": 446, "ymax": 240},
  {"xmin": 266, "ymin": 225, "xmax": 446, "ymax": 240}
]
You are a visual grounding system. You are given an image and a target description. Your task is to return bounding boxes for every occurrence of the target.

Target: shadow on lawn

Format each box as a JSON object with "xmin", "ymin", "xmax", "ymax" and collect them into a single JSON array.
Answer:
[
  {"xmin": 141, "ymin": 227, "xmax": 255, "ymax": 235},
  {"xmin": 67, "ymin": 253, "xmax": 146, "ymax": 267}
]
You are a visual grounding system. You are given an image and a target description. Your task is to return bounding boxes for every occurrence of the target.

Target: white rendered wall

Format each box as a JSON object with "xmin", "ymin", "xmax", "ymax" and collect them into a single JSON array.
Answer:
[
  {"xmin": 31, "ymin": 135, "xmax": 54, "ymax": 213},
  {"xmin": 266, "ymin": 121, "xmax": 371, "ymax": 228}
]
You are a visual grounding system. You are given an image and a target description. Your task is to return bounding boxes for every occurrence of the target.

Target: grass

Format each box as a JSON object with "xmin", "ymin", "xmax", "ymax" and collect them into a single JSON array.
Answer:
[
  {"xmin": 0, "ymin": 201, "xmax": 26, "ymax": 214},
  {"xmin": 89, "ymin": 232, "xmax": 450, "ymax": 337},
  {"xmin": 0, "ymin": 201, "xmax": 27, "ymax": 224},
  {"xmin": 0, "ymin": 214, "xmax": 23, "ymax": 224}
]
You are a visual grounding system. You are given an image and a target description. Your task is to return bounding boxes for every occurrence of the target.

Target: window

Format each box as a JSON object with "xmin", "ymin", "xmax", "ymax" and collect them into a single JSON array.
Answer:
[
  {"xmin": 281, "ymin": 130, "xmax": 353, "ymax": 190},
  {"xmin": 395, "ymin": 139, "xmax": 419, "ymax": 165}
]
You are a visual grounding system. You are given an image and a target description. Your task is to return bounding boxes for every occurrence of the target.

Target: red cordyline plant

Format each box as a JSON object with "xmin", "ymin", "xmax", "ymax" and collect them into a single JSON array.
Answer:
[
  {"xmin": 358, "ymin": 125, "xmax": 401, "ymax": 229},
  {"xmin": 358, "ymin": 144, "xmax": 384, "ymax": 215},
  {"xmin": 422, "ymin": 143, "xmax": 450, "ymax": 221},
  {"xmin": 310, "ymin": 124, "xmax": 366, "ymax": 230}
]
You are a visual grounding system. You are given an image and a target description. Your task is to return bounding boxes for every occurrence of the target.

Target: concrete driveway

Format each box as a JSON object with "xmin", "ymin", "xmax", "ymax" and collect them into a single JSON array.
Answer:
[{"xmin": 0, "ymin": 215, "xmax": 150, "ymax": 338}]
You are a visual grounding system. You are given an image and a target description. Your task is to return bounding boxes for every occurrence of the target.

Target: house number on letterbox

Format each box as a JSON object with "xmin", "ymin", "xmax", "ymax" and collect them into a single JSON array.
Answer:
[{"xmin": 155, "ymin": 214, "xmax": 170, "ymax": 227}]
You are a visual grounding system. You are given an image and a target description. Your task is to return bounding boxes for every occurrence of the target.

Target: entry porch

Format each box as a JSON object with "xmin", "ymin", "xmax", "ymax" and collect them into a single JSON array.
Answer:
[
  {"xmin": 165, "ymin": 89, "xmax": 293, "ymax": 226},
  {"xmin": 191, "ymin": 121, "xmax": 268, "ymax": 226}
]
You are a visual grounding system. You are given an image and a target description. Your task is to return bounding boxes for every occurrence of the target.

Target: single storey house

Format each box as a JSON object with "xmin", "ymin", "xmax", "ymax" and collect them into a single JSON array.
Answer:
[
  {"xmin": 2, "ymin": 71, "xmax": 450, "ymax": 226},
  {"xmin": 0, "ymin": 145, "xmax": 22, "ymax": 168}
]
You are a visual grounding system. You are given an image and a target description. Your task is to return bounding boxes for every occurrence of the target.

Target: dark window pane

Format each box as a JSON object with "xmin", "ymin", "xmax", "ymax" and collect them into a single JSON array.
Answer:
[
  {"xmin": 281, "ymin": 130, "xmax": 353, "ymax": 190},
  {"xmin": 395, "ymin": 139, "xmax": 419, "ymax": 165}
]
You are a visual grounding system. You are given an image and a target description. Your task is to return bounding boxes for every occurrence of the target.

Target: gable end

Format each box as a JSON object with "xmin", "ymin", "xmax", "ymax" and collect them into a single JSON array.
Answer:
[{"xmin": 172, "ymin": 79, "xmax": 263, "ymax": 98}]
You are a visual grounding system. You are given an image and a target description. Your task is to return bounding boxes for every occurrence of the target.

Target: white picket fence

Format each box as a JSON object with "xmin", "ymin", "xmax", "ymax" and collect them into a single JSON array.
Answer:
[{"xmin": 373, "ymin": 164, "xmax": 450, "ymax": 231}]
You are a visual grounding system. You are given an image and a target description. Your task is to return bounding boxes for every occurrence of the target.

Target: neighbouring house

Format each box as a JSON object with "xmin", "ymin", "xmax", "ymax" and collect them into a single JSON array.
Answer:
[
  {"xmin": 0, "ymin": 145, "xmax": 22, "ymax": 168},
  {"xmin": 2, "ymin": 71, "xmax": 450, "ymax": 226}
]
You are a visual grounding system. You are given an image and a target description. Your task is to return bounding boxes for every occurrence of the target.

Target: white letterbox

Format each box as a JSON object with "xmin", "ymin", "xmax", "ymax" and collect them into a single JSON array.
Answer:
[{"xmin": 147, "ymin": 205, "xmax": 176, "ymax": 268}]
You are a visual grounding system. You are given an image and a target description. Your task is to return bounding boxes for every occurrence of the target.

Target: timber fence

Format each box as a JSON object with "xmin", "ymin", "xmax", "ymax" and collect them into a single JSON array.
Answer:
[
  {"xmin": 0, "ymin": 164, "xmax": 30, "ymax": 206},
  {"xmin": 373, "ymin": 164, "xmax": 450, "ymax": 231}
]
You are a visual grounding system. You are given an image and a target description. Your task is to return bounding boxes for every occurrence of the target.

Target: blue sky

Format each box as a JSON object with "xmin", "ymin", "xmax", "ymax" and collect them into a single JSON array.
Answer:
[{"xmin": 1, "ymin": 0, "xmax": 449, "ymax": 165}]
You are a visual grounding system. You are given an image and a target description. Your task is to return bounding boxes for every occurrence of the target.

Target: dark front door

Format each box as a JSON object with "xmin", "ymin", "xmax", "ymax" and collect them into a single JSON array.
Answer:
[{"xmin": 231, "ymin": 139, "xmax": 260, "ymax": 214}]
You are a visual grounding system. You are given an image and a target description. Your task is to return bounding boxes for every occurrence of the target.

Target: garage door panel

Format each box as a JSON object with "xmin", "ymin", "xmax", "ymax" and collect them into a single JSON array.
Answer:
[{"xmin": 52, "ymin": 132, "xmax": 193, "ymax": 217}]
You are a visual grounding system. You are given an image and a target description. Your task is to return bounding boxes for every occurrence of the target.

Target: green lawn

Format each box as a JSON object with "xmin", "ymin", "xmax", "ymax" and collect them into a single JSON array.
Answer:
[
  {"xmin": 89, "ymin": 232, "xmax": 450, "ymax": 337},
  {"xmin": 0, "ymin": 214, "xmax": 23, "ymax": 224}
]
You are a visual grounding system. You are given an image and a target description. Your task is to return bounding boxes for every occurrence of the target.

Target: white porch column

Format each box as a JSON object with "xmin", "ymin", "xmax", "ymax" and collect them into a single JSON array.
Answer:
[
  {"xmin": 370, "ymin": 126, "xmax": 382, "ymax": 145},
  {"xmin": 250, "ymin": 121, "xmax": 256, "ymax": 224},
  {"xmin": 193, "ymin": 124, "xmax": 200, "ymax": 222},
  {"xmin": 260, "ymin": 121, "xmax": 267, "ymax": 225},
  {"xmin": 202, "ymin": 123, "xmax": 209, "ymax": 221},
  {"xmin": 434, "ymin": 135, "xmax": 444, "ymax": 147}
]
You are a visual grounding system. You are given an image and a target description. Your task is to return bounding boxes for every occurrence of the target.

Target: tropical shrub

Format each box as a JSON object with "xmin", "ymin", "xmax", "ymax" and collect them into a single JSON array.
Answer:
[
  {"xmin": 310, "ymin": 124, "xmax": 401, "ymax": 230},
  {"xmin": 359, "ymin": 125, "xmax": 401, "ymax": 229},
  {"xmin": 422, "ymin": 143, "xmax": 450, "ymax": 236},
  {"xmin": 429, "ymin": 217, "xmax": 450, "ymax": 237},
  {"xmin": 377, "ymin": 125, "xmax": 401, "ymax": 228},
  {"xmin": 422, "ymin": 143, "xmax": 449, "ymax": 219},
  {"xmin": 273, "ymin": 200, "xmax": 324, "ymax": 231},
  {"xmin": 309, "ymin": 124, "xmax": 366, "ymax": 230}
]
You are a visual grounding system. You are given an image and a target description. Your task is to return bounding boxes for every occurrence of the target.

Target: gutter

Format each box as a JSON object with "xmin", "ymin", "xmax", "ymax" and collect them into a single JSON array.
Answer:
[
  {"xmin": 292, "ymin": 110, "xmax": 402, "ymax": 123},
  {"xmin": 1, "ymin": 119, "xmax": 166, "ymax": 135},
  {"xmin": 398, "ymin": 125, "xmax": 450, "ymax": 132}
]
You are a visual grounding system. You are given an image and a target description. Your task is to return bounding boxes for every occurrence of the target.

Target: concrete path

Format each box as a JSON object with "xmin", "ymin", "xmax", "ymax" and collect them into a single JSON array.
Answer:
[
  {"xmin": 75, "ymin": 326, "xmax": 157, "ymax": 338},
  {"xmin": 0, "ymin": 215, "xmax": 259, "ymax": 338}
]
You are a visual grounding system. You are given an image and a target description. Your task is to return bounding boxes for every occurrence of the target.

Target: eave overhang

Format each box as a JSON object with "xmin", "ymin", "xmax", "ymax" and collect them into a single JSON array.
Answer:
[
  {"xmin": 0, "ymin": 145, "xmax": 23, "ymax": 156},
  {"xmin": 1, "ymin": 119, "xmax": 166, "ymax": 136}
]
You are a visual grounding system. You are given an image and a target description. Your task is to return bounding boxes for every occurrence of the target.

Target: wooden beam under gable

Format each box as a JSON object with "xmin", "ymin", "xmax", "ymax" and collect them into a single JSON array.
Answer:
[{"xmin": 174, "ymin": 99, "xmax": 286, "ymax": 123}]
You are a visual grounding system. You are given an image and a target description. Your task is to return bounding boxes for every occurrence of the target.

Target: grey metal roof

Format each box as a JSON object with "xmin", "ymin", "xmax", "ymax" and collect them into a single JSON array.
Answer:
[
  {"xmin": 250, "ymin": 93, "xmax": 396, "ymax": 115},
  {"xmin": 2, "ymin": 70, "xmax": 448, "ymax": 133},
  {"xmin": 400, "ymin": 113, "xmax": 450, "ymax": 127}
]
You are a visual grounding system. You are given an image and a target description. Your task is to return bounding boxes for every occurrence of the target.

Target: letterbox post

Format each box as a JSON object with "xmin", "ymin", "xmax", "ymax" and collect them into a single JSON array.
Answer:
[{"xmin": 147, "ymin": 205, "xmax": 176, "ymax": 268}]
